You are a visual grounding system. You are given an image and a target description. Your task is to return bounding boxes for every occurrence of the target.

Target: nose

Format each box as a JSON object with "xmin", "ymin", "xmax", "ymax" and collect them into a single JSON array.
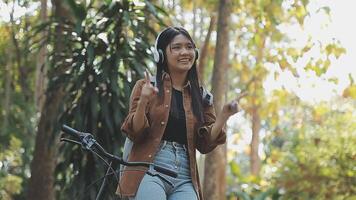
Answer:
[{"xmin": 180, "ymin": 47, "xmax": 192, "ymax": 56}]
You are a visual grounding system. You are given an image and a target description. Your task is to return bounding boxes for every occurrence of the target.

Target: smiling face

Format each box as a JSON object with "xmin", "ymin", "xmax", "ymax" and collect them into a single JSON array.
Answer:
[{"xmin": 165, "ymin": 34, "xmax": 196, "ymax": 74}]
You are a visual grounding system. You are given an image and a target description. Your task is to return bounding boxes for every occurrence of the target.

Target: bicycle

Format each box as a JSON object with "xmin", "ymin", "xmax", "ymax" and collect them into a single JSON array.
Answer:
[{"xmin": 60, "ymin": 125, "xmax": 178, "ymax": 200}]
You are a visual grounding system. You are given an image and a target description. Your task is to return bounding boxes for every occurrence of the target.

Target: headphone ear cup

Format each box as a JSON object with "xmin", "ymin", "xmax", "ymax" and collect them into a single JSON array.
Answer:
[
  {"xmin": 195, "ymin": 48, "xmax": 199, "ymax": 60},
  {"xmin": 158, "ymin": 49, "xmax": 164, "ymax": 63},
  {"xmin": 153, "ymin": 48, "xmax": 160, "ymax": 63}
]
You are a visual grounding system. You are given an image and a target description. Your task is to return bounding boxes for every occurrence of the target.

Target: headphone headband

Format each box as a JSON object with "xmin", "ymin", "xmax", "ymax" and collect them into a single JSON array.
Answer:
[{"xmin": 153, "ymin": 27, "xmax": 170, "ymax": 63}]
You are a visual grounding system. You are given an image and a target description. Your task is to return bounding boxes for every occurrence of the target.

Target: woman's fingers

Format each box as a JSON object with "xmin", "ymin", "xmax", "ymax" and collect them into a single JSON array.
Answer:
[
  {"xmin": 148, "ymin": 84, "xmax": 158, "ymax": 94},
  {"xmin": 144, "ymin": 69, "xmax": 151, "ymax": 85},
  {"xmin": 228, "ymin": 100, "xmax": 239, "ymax": 112},
  {"xmin": 153, "ymin": 86, "xmax": 159, "ymax": 93},
  {"xmin": 144, "ymin": 69, "xmax": 159, "ymax": 94},
  {"xmin": 236, "ymin": 91, "xmax": 248, "ymax": 102},
  {"xmin": 222, "ymin": 91, "xmax": 247, "ymax": 117}
]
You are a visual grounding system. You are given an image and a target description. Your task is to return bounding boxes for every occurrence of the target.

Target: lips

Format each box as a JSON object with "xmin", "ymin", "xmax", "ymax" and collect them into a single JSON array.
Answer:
[{"xmin": 178, "ymin": 58, "xmax": 191, "ymax": 63}]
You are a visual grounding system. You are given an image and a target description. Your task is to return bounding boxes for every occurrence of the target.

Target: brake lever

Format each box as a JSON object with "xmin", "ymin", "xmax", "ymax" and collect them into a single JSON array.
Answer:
[
  {"xmin": 60, "ymin": 135, "xmax": 96, "ymax": 151},
  {"xmin": 60, "ymin": 137, "xmax": 82, "ymax": 146}
]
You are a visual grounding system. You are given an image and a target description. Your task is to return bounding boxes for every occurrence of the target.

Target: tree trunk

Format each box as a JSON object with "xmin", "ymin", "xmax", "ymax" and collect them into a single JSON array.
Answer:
[
  {"xmin": 8, "ymin": 1, "xmax": 32, "ymax": 101},
  {"xmin": 35, "ymin": 0, "xmax": 48, "ymax": 112},
  {"xmin": 192, "ymin": 1, "xmax": 197, "ymax": 42},
  {"xmin": 250, "ymin": 106, "xmax": 261, "ymax": 175},
  {"xmin": 27, "ymin": 88, "xmax": 65, "ymax": 200},
  {"xmin": 249, "ymin": 34, "xmax": 265, "ymax": 176},
  {"xmin": 203, "ymin": 0, "xmax": 231, "ymax": 200},
  {"xmin": 198, "ymin": 15, "xmax": 216, "ymax": 85},
  {"xmin": 27, "ymin": 0, "xmax": 70, "ymax": 199}
]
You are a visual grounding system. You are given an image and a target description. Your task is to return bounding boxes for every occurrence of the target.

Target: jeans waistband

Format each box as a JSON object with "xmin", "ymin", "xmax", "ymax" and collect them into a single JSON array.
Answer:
[{"xmin": 161, "ymin": 140, "xmax": 187, "ymax": 151}]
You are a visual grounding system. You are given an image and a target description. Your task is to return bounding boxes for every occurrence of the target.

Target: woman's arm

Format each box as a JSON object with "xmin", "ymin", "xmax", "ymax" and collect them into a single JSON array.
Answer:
[
  {"xmin": 195, "ymin": 104, "xmax": 226, "ymax": 154},
  {"xmin": 120, "ymin": 80, "xmax": 149, "ymax": 142},
  {"xmin": 196, "ymin": 93, "xmax": 246, "ymax": 154},
  {"xmin": 121, "ymin": 72, "xmax": 158, "ymax": 142},
  {"xmin": 131, "ymin": 98, "xmax": 149, "ymax": 133},
  {"xmin": 210, "ymin": 111, "xmax": 229, "ymax": 142}
]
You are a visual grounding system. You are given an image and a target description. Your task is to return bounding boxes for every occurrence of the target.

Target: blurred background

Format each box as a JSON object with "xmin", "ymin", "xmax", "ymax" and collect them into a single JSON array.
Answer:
[{"xmin": 0, "ymin": 0, "xmax": 355, "ymax": 199}]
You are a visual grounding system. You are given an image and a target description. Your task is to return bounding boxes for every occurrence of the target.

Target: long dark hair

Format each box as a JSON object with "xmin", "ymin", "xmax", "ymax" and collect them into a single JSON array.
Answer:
[{"xmin": 155, "ymin": 27, "xmax": 204, "ymax": 124}]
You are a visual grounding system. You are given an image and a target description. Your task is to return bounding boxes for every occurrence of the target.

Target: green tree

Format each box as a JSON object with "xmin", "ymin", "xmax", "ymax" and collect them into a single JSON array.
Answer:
[
  {"xmin": 267, "ymin": 98, "xmax": 356, "ymax": 199},
  {"xmin": 0, "ymin": 136, "xmax": 24, "ymax": 200},
  {"xmin": 27, "ymin": 0, "xmax": 167, "ymax": 199},
  {"xmin": 0, "ymin": 1, "xmax": 38, "ymax": 199},
  {"xmin": 228, "ymin": 0, "xmax": 345, "ymax": 177}
]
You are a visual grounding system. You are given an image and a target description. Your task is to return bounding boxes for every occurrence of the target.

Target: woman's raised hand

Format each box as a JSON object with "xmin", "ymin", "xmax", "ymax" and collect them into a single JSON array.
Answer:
[
  {"xmin": 221, "ymin": 92, "xmax": 248, "ymax": 119},
  {"xmin": 140, "ymin": 70, "xmax": 159, "ymax": 104}
]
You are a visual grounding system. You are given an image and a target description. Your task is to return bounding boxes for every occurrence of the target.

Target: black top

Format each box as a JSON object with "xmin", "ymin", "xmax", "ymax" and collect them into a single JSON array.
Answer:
[{"xmin": 162, "ymin": 88, "xmax": 187, "ymax": 145}]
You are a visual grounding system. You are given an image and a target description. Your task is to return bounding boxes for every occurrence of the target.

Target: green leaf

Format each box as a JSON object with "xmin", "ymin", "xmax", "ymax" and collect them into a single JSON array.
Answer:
[
  {"xmin": 317, "ymin": 6, "xmax": 331, "ymax": 16},
  {"xmin": 254, "ymin": 189, "xmax": 276, "ymax": 200},
  {"xmin": 65, "ymin": 0, "xmax": 87, "ymax": 22},
  {"xmin": 90, "ymin": 90, "xmax": 98, "ymax": 127},
  {"xmin": 87, "ymin": 43, "xmax": 94, "ymax": 66},
  {"xmin": 230, "ymin": 161, "xmax": 241, "ymax": 177},
  {"xmin": 234, "ymin": 191, "xmax": 251, "ymax": 200}
]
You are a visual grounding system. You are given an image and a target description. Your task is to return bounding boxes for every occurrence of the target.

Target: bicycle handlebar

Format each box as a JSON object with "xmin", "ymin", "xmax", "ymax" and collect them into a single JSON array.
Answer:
[
  {"xmin": 61, "ymin": 125, "xmax": 178, "ymax": 178},
  {"xmin": 62, "ymin": 125, "xmax": 82, "ymax": 139}
]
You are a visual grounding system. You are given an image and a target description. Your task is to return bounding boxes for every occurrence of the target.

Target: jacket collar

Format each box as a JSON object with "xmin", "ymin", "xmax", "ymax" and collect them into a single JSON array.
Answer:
[{"xmin": 161, "ymin": 71, "xmax": 191, "ymax": 89}]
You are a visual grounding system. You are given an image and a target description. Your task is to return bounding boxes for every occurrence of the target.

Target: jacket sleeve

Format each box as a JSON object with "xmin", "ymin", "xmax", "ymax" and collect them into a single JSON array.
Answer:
[
  {"xmin": 195, "ymin": 103, "xmax": 226, "ymax": 154},
  {"xmin": 120, "ymin": 79, "xmax": 150, "ymax": 142}
]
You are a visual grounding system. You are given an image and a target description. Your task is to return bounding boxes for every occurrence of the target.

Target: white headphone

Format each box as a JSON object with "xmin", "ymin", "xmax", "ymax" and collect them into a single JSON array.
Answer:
[
  {"xmin": 152, "ymin": 27, "xmax": 199, "ymax": 64},
  {"xmin": 153, "ymin": 30, "xmax": 165, "ymax": 63}
]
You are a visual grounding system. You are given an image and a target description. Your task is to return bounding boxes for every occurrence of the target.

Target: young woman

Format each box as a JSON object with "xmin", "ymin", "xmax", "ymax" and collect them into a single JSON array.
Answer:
[{"xmin": 116, "ymin": 27, "xmax": 243, "ymax": 200}]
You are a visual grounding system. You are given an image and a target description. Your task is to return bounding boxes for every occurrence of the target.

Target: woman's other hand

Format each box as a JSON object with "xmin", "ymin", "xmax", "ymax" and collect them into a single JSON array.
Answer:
[{"xmin": 221, "ymin": 91, "xmax": 248, "ymax": 119}]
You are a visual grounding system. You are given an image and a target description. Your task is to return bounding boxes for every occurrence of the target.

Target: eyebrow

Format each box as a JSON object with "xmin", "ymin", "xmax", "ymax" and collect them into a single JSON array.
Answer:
[{"xmin": 171, "ymin": 42, "xmax": 193, "ymax": 46}]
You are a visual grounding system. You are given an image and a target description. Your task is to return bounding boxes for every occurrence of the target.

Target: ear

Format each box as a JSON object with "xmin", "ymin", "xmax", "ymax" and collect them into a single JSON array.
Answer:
[{"xmin": 195, "ymin": 48, "xmax": 199, "ymax": 60}]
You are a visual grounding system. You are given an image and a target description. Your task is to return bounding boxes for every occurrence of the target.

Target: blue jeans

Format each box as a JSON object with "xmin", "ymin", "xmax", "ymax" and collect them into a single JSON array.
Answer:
[{"xmin": 129, "ymin": 140, "xmax": 198, "ymax": 200}]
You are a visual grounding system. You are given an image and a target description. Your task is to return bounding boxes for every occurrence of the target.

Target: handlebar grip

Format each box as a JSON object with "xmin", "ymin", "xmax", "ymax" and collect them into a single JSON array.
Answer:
[
  {"xmin": 154, "ymin": 165, "xmax": 178, "ymax": 178},
  {"xmin": 62, "ymin": 125, "xmax": 80, "ymax": 139}
]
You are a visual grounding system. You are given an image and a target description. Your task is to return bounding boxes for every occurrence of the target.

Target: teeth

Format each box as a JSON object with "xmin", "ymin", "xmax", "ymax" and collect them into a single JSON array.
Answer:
[{"xmin": 179, "ymin": 59, "xmax": 190, "ymax": 62}]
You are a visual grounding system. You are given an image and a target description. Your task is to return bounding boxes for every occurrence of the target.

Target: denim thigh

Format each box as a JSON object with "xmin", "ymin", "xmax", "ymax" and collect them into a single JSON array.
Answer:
[
  {"xmin": 129, "ymin": 173, "xmax": 167, "ymax": 200},
  {"xmin": 130, "ymin": 141, "xmax": 198, "ymax": 200}
]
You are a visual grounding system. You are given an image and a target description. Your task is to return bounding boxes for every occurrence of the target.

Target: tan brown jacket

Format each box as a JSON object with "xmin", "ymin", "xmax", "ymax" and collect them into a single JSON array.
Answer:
[{"xmin": 116, "ymin": 72, "xmax": 226, "ymax": 200}]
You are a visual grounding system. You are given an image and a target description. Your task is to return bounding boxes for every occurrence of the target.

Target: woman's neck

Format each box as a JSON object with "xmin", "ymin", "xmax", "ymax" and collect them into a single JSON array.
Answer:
[{"xmin": 170, "ymin": 71, "xmax": 188, "ymax": 91}]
